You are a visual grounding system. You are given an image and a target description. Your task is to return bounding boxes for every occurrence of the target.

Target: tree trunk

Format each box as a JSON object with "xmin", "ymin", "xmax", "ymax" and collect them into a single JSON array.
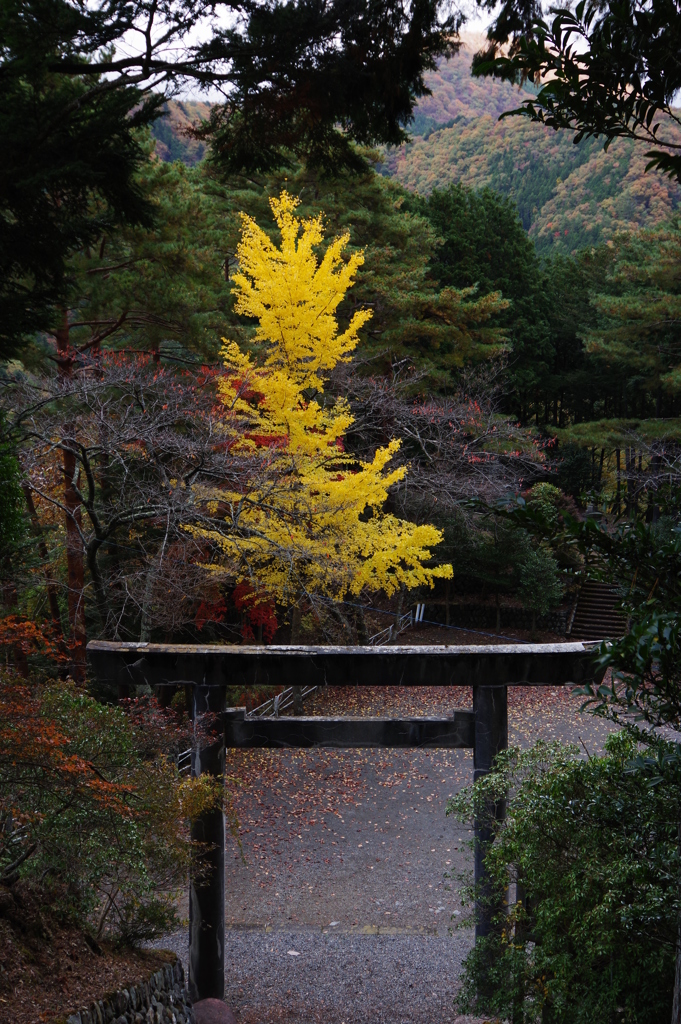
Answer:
[
  {"xmin": 672, "ymin": 912, "xmax": 681, "ymax": 1024},
  {"xmin": 672, "ymin": 822, "xmax": 681, "ymax": 1024},
  {"xmin": 290, "ymin": 602, "xmax": 303, "ymax": 713},
  {"xmin": 392, "ymin": 584, "xmax": 405, "ymax": 641},
  {"xmin": 650, "ymin": 454, "xmax": 662, "ymax": 523},
  {"xmin": 625, "ymin": 447, "xmax": 637, "ymax": 517},
  {"xmin": 22, "ymin": 484, "xmax": 64, "ymax": 640},
  {"xmin": 1, "ymin": 569, "xmax": 29, "ymax": 677},
  {"xmin": 355, "ymin": 605, "xmax": 369, "ymax": 646},
  {"xmin": 63, "ymin": 438, "xmax": 87, "ymax": 685},
  {"xmin": 591, "ymin": 447, "xmax": 595, "ymax": 488},
  {"xmin": 328, "ymin": 602, "xmax": 354, "ymax": 643},
  {"xmin": 291, "ymin": 685, "xmax": 304, "ymax": 714},
  {"xmin": 512, "ymin": 876, "xmax": 528, "ymax": 1024},
  {"xmin": 56, "ymin": 313, "xmax": 87, "ymax": 685},
  {"xmin": 86, "ymin": 537, "xmax": 110, "ymax": 633},
  {"xmin": 140, "ymin": 513, "xmax": 171, "ymax": 644},
  {"xmin": 139, "ymin": 555, "xmax": 159, "ymax": 643}
]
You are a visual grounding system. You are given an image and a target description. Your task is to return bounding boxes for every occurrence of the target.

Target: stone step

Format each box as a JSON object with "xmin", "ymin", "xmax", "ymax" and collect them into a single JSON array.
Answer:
[
  {"xmin": 569, "ymin": 580, "xmax": 626, "ymax": 639},
  {"xmin": 573, "ymin": 605, "xmax": 624, "ymax": 616},
  {"xmin": 569, "ymin": 626, "xmax": 622, "ymax": 634},
  {"xmin": 573, "ymin": 606, "xmax": 622, "ymax": 613}
]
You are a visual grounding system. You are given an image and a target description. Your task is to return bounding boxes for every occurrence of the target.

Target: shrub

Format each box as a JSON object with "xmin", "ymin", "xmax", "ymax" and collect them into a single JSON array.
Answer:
[
  {"xmin": 556, "ymin": 442, "xmax": 593, "ymax": 499},
  {"xmin": 518, "ymin": 546, "xmax": 564, "ymax": 631},
  {"xmin": 447, "ymin": 733, "xmax": 679, "ymax": 1024},
  {"xmin": 525, "ymin": 483, "xmax": 565, "ymax": 530},
  {"xmin": 0, "ymin": 676, "xmax": 221, "ymax": 944}
]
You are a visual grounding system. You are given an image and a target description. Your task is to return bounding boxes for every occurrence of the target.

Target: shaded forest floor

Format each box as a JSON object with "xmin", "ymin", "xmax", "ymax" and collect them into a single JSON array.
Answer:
[{"xmin": 0, "ymin": 881, "xmax": 176, "ymax": 1024}]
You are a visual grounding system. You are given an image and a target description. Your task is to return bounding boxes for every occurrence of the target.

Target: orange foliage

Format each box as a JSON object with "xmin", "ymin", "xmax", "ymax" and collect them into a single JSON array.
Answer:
[
  {"xmin": 0, "ymin": 678, "xmax": 132, "ymax": 822},
  {"xmin": 0, "ymin": 616, "xmax": 68, "ymax": 664}
]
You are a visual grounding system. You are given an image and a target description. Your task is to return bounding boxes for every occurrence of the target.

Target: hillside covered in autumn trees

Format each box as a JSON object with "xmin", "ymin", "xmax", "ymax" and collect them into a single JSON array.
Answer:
[
  {"xmin": 379, "ymin": 44, "xmax": 681, "ymax": 255},
  {"xmin": 152, "ymin": 43, "xmax": 680, "ymax": 257}
]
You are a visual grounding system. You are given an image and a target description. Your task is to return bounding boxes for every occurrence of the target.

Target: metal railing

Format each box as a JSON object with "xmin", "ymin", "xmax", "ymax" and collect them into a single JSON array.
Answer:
[
  {"xmin": 248, "ymin": 684, "xmax": 319, "ymax": 719},
  {"xmin": 210, "ymin": 606, "xmax": 420, "ymax": 721},
  {"xmin": 367, "ymin": 608, "xmax": 414, "ymax": 646}
]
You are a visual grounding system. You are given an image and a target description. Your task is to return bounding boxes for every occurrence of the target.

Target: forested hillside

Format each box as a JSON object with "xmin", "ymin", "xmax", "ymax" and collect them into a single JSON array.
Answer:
[
  {"xmin": 379, "ymin": 45, "xmax": 681, "ymax": 255},
  {"xmin": 7, "ymin": 6, "xmax": 681, "ymax": 1024},
  {"xmin": 152, "ymin": 48, "xmax": 681, "ymax": 256},
  {"xmin": 151, "ymin": 100, "xmax": 211, "ymax": 165}
]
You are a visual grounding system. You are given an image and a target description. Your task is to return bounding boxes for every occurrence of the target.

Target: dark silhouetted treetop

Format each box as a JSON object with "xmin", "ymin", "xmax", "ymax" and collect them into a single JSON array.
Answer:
[
  {"xmin": 10, "ymin": 0, "xmax": 462, "ymax": 173},
  {"xmin": 470, "ymin": 0, "xmax": 681, "ymax": 181},
  {"xmin": 1, "ymin": 0, "xmax": 460, "ymax": 355},
  {"xmin": 194, "ymin": 0, "xmax": 461, "ymax": 173},
  {"xmin": 0, "ymin": 1, "xmax": 163, "ymax": 356}
]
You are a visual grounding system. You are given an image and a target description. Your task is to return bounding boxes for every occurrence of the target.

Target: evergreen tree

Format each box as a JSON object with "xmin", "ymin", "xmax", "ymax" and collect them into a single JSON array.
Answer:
[
  {"xmin": 184, "ymin": 162, "xmax": 510, "ymax": 382},
  {"xmin": 585, "ymin": 222, "xmax": 681, "ymax": 411},
  {"xmin": 540, "ymin": 246, "xmax": 612, "ymax": 427},
  {"xmin": 65, "ymin": 157, "xmax": 235, "ymax": 363},
  {"xmin": 47, "ymin": 156, "xmax": 508, "ymax": 377},
  {"xmin": 0, "ymin": 4, "xmax": 160, "ymax": 356},
  {"xmin": 412, "ymin": 184, "xmax": 551, "ymax": 410},
  {"xmin": 1, "ymin": 0, "xmax": 459, "ymax": 355},
  {"xmin": 518, "ymin": 545, "xmax": 564, "ymax": 634}
]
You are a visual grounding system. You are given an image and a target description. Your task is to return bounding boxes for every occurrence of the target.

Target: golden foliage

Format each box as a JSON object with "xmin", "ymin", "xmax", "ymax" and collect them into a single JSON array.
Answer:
[
  {"xmin": 177, "ymin": 772, "xmax": 224, "ymax": 822},
  {"xmin": 190, "ymin": 191, "xmax": 452, "ymax": 603}
]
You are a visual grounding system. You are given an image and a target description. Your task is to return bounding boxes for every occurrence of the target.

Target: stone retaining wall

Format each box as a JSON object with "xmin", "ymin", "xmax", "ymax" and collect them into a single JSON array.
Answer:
[{"xmin": 63, "ymin": 958, "xmax": 194, "ymax": 1024}]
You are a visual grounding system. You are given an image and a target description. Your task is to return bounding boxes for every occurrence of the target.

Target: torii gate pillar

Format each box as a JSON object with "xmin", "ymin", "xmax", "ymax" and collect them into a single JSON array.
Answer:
[
  {"xmin": 473, "ymin": 683, "xmax": 508, "ymax": 939},
  {"xmin": 189, "ymin": 682, "xmax": 226, "ymax": 1002}
]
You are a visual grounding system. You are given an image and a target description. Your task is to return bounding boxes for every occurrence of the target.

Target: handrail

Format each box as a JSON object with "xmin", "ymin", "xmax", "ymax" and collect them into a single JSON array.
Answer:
[
  {"xmin": 248, "ymin": 684, "xmax": 319, "ymax": 719},
  {"xmin": 368, "ymin": 608, "xmax": 413, "ymax": 646},
  {"xmin": 248, "ymin": 609, "xmax": 414, "ymax": 715}
]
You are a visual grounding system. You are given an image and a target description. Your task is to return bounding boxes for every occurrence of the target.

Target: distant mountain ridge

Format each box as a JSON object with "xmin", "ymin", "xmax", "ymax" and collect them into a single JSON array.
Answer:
[
  {"xmin": 381, "ymin": 43, "xmax": 681, "ymax": 254},
  {"xmin": 150, "ymin": 44, "xmax": 681, "ymax": 255},
  {"xmin": 407, "ymin": 35, "xmax": 539, "ymax": 135},
  {"xmin": 151, "ymin": 100, "xmax": 211, "ymax": 166}
]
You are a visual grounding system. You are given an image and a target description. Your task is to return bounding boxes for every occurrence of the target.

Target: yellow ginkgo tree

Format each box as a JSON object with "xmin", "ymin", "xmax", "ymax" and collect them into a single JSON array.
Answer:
[{"xmin": 190, "ymin": 191, "xmax": 452, "ymax": 627}]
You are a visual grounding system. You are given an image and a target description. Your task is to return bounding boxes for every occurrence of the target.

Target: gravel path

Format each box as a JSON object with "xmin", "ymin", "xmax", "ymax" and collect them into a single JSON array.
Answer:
[
  {"xmin": 157, "ymin": 682, "xmax": 614, "ymax": 1024},
  {"xmin": 161, "ymin": 929, "xmax": 475, "ymax": 1024}
]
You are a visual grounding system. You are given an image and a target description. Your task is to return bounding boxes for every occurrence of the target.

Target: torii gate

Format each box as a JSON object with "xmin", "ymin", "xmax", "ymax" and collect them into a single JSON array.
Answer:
[{"xmin": 86, "ymin": 640, "xmax": 604, "ymax": 1004}]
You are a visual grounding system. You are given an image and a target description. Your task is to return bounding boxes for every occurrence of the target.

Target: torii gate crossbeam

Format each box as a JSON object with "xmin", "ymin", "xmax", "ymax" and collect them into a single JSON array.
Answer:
[{"xmin": 87, "ymin": 641, "xmax": 604, "ymax": 1004}]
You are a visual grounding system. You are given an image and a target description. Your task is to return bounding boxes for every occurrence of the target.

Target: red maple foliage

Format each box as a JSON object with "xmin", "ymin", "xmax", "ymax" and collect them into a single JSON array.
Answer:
[
  {"xmin": 194, "ymin": 597, "xmax": 228, "ymax": 631},
  {"xmin": 233, "ymin": 582, "xmax": 278, "ymax": 643}
]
